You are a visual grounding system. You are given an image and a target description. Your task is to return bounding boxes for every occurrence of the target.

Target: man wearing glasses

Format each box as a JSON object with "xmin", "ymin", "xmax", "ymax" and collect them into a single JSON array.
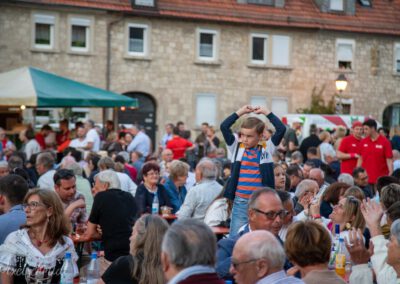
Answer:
[
  {"xmin": 230, "ymin": 230, "xmax": 304, "ymax": 284},
  {"xmin": 216, "ymin": 188, "xmax": 288, "ymax": 280}
]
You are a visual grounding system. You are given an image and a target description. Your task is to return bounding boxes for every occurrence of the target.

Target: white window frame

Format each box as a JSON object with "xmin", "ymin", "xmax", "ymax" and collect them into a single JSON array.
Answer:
[
  {"xmin": 32, "ymin": 13, "xmax": 56, "ymax": 50},
  {"xmin": 394, "ymin": 43, "xmax": 400, "ymax": 73},
  {"xmin": 271, "ymin": 35, "xmax": 291, "ymax": 66},
  {"xmin": 330, "ymin": 0, "xmax": 344, "ymax": 11},
  {"xmin": 197, "ymin": 28, "xmax": 219, "ymax": 61},
  {"xmin": 250, "ymin": 33, "xmax": 268, "ymax": 64},
  {"xmin": 336, "ymin": 38, "xmax": 355, "ymax": 70},
  {"xmin": 196, "ymin": 94, "xmax": 217, "ymax": 126},
  {"xmin": 271, "ymin": 97, "xmax": 289, "ymax": 118},
  {"xmin": 250, "ymin": 96, "xmax": 268, "ymax": 108},
  {"xmin": 68, "ymin": 16, "xmax": 92, "ymax": 53},
  {"xmin": 126, "ymin": 23, "xmax": 149, "ymax": 57}
]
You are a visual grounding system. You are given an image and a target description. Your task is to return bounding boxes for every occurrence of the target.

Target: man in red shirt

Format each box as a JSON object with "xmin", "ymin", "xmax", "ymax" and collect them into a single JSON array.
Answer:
[
  {"xmin": 337, "ymin": 121, "xmax": 363, "ymax": 174},
  {"xmin": 357, "ymin": 119, "xmax": 393, "ymax": 185},
  {"xmin": 167, "ymin": 127, "xmax": 194, "ymax": 160}
]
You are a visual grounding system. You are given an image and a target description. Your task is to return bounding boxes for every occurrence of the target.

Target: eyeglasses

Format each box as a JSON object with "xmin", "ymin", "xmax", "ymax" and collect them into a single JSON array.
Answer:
[
  {"xmin": 252, "ymin": 208, "xmax": 287, "ymax": 220},
  {"xmin": 22, "ymin": 201, "xmax": 46, "ymax": 211},
  {"xmin": 231, "ymin": 258, "xmax": 261, "ymax": 270}
]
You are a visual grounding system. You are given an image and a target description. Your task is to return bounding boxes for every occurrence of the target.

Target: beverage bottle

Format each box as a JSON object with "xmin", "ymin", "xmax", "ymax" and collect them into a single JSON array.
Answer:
[
  {"xmin": 335, "ymin": 238, "xmax": 346, "ymax": 278},
  {"xmin": 86, "ymin": 252, "xmax": 100, "ymax": 284},
  {"xmin": 328, "ymin": 224, "xmax": 340, "ymax": 269},
  {"xmin": 60, "ymin": 252, "xmax": 74, "ymax": 284},
  {"xmin": 152, "ymin": 193, "xmax": 159, "ymax": 215}
]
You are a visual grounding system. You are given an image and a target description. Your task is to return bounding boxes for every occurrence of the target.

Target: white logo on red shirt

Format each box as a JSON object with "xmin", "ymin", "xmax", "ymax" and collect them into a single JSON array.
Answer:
[
  {"xmin": 376, "ymin": 145, "xmax": 383, "ymax": 149},
  {"xmin": 364, "ymin": 144, "xmax": 368, "ymax": 147}
]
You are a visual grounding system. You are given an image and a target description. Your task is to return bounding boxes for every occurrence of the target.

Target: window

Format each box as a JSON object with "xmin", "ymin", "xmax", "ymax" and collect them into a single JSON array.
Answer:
[
  {"xmin": 251, "ymin": 34, "xmax": 268, "ymax": 64},
  {"xmin": 271, "ymin": 98, "xmax": 288, "ymax": 118},
  {"xmin": 33, "ymin": 14, "xmax": 55, "ymax": 49},
  {"xmin": 134, "ymin": 0, "xmax": 155, "ymax": 6},
  {"xmin": 127, "ymin": 23, "xmax": 149, "ymax": 56},
  {"xmin": 196, "ymin": 94, "xmax": 217, "ymax": 126},
  {"xmin": 272, "ymin": 35, "xmax": 290, "ymax": 66},
  {"xmin": 336, "ymin": 39, "xmax": 355, "ymax": 70},
  {"xmin": 197, "ymin": 29, "xmax": 218, "ymax": 61},
  {"xmin": 250, "ymin": 96, "xmax": 267, "ymax": 108},
  {"xmin": 330, "ymin": 0, "xmax": 344, "ymax": 11},
  {"xmin": 70, "ymin": 17, "xmax": 91, "ymax": 52},
  {"xmin": 394, "ymin": 43, "xmax": 400, "ymax": 73}
]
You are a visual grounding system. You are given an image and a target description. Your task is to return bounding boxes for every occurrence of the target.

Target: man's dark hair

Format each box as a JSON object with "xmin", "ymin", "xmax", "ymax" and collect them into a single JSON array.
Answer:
[
  {"xmin": 304, "ymin": 160, "xmax": 316, "ymax": 168},
  {"xmin": 0, "ymin": 174, "xmax": 28, "ymax": 205},
  {"xmin": 377, "ymin": 176, "xmax": 400, "ymax": 195},
  {"xmin": 115, "ymin": 155, "xmax": 126, "ymax": 164},
  {"xmin": 307, "ymin": 147, "xmax": 318, "ymax": 156},
  {"xmin": 363, "ymin": 119, "xmax": 377, "ymax": 130},
  {"xmin": 286, "ymin": 164, "xmax": 302, "ymax": 177},
  {"xmin": 277, "ymin": 190, "xmax": 292, "ymax": 204},
  {"xmin": 25, "ymin": 129, "xmax": 35, "ymax": 140},
  {"xmin": 41, "ymin": 124, "xmax": 52, "ymax": 131},
  {"xmin": 53, "ymin": 169, "xmax": 75, "ymax": 186},
  {"xmin": 352, "ymin": 167, "xmax": 366, "ymax": 178},
  {"xmin": 173, "ymin": 126, "xmax": 180, "ymax": 136},
  {"xmin": 309, "ymin": 124, "xmax": 318, "ymax": 135},
  {"xmin": 118, "ymin": 131, "xmax": 127, "ymax": 139},
  {"xmin": 201, "ymin": 122, "xmax": 209, "ymax": 127}
]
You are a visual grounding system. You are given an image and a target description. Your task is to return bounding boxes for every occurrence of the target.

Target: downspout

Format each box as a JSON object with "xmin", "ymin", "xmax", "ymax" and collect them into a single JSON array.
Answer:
[{"xmin": 105, "ymin": 14, "xmax": 124, "ymax": 130}]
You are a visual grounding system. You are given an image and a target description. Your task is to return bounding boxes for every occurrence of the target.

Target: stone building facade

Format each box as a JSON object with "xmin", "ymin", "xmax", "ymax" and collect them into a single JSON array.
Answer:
[{"xmin": 1, "ymin": 0, "xmax": 400, "ymax": 144}]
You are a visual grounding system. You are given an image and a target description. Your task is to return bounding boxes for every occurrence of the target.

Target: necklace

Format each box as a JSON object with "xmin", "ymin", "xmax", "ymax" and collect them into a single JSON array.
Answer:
[{"xmin": 29, "ymin": 231, "xmax": 49, "ymax": 247}]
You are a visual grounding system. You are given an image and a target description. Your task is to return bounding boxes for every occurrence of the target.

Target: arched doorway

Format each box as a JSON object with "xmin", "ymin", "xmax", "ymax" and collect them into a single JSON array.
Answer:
[
  {"xmin": 118, "ymin": 92, "xmax": 156, "ymax": 150},
  {"xmin": 383, "ymin": 103, "xmax": 400, "ymax": 129}
]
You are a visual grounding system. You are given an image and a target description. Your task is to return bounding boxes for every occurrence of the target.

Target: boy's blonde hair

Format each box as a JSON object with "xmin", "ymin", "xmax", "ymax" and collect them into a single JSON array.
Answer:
[{"xmin": 241, "ymin": 117, "xmax": 265, "ymax": 135}]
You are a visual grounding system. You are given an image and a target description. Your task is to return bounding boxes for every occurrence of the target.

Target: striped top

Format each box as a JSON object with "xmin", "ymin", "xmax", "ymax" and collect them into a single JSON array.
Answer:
[{"xmin": 235, "ymin": 147, "xmax": 263, "ymax": 199}]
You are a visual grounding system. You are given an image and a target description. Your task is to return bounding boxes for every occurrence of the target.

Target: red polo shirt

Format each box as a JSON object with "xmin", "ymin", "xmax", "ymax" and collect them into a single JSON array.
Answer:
[
  {"xmin": 166, "ymin": 136, "xmax": 193, "ymax": 160},
  {"xmin": 338, "ymin": 135, "xmax": 361, "ymax": 174},
  {"xmin": 359, "ymin": 135, "xmax": 393, "ymax": 184}
]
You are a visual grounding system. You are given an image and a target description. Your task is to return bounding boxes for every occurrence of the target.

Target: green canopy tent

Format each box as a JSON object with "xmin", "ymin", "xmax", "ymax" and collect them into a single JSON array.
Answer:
[{"xmin": 0, "ymin": 66, "xmax": 138, "ymax": 127}]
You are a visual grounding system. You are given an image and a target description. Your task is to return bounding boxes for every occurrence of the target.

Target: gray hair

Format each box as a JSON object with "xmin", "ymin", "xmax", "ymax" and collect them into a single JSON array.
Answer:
[
  {"xmin": 310, "ymin": 168, "xmax": 325, "ymax": 179},
  {"xmin": 65, "ymin": 162, "xmax": 83, "ymax": 176},
  {"xmin": 95, "ymin": 169, "xmax": 120, "ymax": 189},
  {"xmin": 291, "ymin": 151, "xmax": 303, "ymax": 163},
  {"xmin": 338, "ymin": 173, "xmax": 354, "ymax": 186},
  {"xmin": 98, "ymin": 156, "xmax": 115, "ymax": 171},
  {"xmin": 162, "ymin": 219, "xmax": 216, "ymax": 268},
  {"xmin": 36, "ymin": 152, "xmax": 55, "ymax": 170},
  {"xmin": 391, "ymin": 219, "xmax": 400, "ymax": 245},
  {"xmin": 86, "ymin": 119, "xmax": 95, "ymax": 128},
  {"xmin": 196, "ymin": 158, "xmax": 218, "ymax": 180},
  {"xmin": 295, "ymin": 179, "xmax": 319, "ymax": 198},
  {"xmin": 240, "ymin": 230, "xmax": 285, "ymax": 270},
  {"xmin": 0, "ymin": 161, "xmax": 8, "ymax": 168}
]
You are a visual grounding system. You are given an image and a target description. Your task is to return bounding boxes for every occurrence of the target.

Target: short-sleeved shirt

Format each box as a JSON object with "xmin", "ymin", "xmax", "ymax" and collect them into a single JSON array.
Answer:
[
  {"xmin": 359, "ymin": 135, "xmax": 393, "ymax": 184},
  {"xmin": 338, "ymin": 135, "xmax": 361, "ymax": 174},
  {"xmin": 86, "ymin": 128, "xmax": 100, "ymax": 152},
  {"xmin": 0, "ymin": 205, "xmax": 26, "ymax": 245},
  {"xmin": 102, "ymin": 255, "xmax": 138, "ymax": 284},
  {"xmin": 166, "ymin": 136, "xmax": 193, "ymax": 160},
  {"xmin": 89, "ymin": 188, "xmax": 137, "ymax": 261}
]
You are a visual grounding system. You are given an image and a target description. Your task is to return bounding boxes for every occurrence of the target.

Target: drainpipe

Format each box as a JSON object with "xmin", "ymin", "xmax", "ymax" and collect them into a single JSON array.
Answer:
[{"xmin": 105, "ymin": 14, "xmax": 124, "ymax": 130}]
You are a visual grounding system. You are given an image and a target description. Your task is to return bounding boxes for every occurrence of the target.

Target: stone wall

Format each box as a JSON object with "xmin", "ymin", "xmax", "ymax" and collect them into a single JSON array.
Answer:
[{"xmin": 1, "ymin": 3, "xmax": 400, "ymax": 143}]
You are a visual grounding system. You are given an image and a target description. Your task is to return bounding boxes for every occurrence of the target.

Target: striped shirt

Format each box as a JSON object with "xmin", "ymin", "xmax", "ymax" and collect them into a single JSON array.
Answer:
[{"xmin": 236, "ymin": 147, "xmax": 263, "ymax": 199}]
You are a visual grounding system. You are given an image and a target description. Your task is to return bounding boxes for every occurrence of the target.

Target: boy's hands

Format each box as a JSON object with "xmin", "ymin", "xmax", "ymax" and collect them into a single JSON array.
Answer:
[
  {"xmin": 236, "ymin": 105, "xmax": 271, "ymax": 116},
  {"xmin": 236, "ymin": 105, "xmax": 253, "ymax": 116},
  {"xmin": 253, "ymin": 106, "xmax": 271, "ymax": 115}
]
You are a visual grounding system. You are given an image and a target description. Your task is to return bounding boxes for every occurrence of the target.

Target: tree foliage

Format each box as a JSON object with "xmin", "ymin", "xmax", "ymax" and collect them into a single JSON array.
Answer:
[{"xmin": 297, "ymin": 85, "xmax": 336, "ymax": 114}]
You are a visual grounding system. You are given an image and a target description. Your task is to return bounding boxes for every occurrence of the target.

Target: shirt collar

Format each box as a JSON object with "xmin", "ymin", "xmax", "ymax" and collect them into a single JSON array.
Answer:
[{"xmin": 167, "ymin": 265, "xmax": 215, "ymax": 284}]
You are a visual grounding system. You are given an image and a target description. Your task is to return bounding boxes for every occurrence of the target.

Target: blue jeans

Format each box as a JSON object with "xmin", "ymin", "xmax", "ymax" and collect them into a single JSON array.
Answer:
[{"xmin": 229, "ymin": 196, "xmax": 249, "ymax": 238}]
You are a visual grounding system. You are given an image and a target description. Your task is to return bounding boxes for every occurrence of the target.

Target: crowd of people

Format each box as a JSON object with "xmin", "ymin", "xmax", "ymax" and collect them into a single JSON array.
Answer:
[{"xmin": 0, "ymin": 105, "xmax": 399, "ymax": 283}]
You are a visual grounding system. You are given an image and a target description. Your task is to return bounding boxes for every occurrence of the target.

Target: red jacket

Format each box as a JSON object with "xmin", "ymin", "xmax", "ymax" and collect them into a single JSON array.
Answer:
[{"xmin": 177, "ymin": 273, "xmax": 225, "ymax": 284}]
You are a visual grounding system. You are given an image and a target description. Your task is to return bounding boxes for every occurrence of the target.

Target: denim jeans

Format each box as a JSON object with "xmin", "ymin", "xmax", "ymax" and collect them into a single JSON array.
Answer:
[{"xmin": 229, "ymin": 196, "xmax": 249, "ymax": 238}]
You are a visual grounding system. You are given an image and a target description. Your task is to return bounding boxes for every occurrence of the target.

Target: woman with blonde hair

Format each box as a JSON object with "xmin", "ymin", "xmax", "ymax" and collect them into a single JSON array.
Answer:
[
  {"xmin": 101, "ymin": 214, "xmax": 169, "ymax": 283},
  {"xmin": 0, "ymin": 188, "xmax": 77, "ymax": 283}
]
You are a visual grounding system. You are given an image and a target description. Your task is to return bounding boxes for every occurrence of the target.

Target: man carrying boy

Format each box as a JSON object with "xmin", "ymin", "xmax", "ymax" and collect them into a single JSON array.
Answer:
[{"xmin": 220, "ymin": 105, "xmax": 286, "ymax": 236}]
